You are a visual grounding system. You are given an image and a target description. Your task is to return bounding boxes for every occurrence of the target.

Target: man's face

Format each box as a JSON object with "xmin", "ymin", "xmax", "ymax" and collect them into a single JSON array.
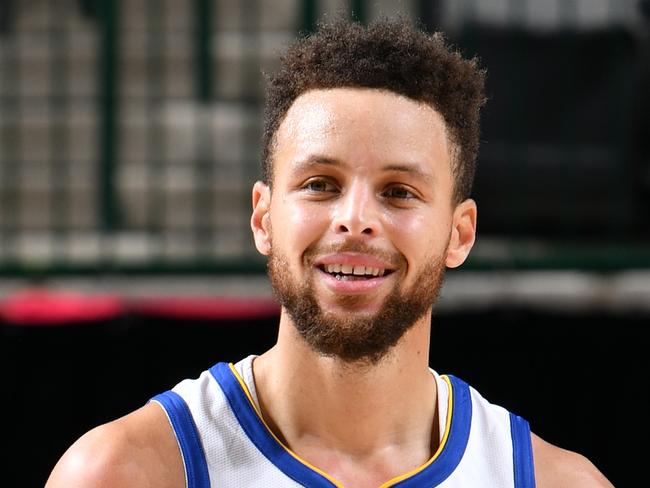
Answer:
[{"xmin": 253, "ymin": 88, "xmax": 474, "ymax": 364}]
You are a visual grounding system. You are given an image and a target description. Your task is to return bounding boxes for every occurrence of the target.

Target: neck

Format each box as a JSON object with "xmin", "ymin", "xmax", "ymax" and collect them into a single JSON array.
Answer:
[{"xmin": 253, "ymin": 312, "xmax": 438, "ymax": 464}]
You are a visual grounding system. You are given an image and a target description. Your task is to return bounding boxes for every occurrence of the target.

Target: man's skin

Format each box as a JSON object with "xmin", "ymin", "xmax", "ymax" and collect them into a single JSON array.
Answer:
[{"xmin": 46, "ymin": 88, "xmax": 613, "ymax": 487}]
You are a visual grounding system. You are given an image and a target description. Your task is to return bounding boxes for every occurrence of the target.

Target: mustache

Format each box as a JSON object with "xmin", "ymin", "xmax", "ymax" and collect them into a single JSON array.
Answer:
[{"xmin": 303, "ymin": 241, "xmax": 406, "ymax": 268}]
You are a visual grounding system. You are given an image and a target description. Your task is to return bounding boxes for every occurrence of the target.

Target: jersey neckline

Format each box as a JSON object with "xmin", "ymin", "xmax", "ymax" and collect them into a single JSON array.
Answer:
[{"xmin": 210, "ymin": 361, "xmax": 472, "ymax": 488}]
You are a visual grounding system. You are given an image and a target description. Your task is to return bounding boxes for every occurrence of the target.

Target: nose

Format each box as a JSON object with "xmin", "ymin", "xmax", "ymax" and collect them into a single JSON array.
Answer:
[{"xmin": 331, "ymin": 181, "xmax": 380, "ymax": 237}]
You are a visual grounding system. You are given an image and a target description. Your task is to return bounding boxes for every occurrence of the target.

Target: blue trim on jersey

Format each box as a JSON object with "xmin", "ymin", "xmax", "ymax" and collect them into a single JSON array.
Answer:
[
  {"xmin": 510, "ymin": 413, "xmax": 536, "ymax": 488},
  {"xmin": 392, "ymin": 375, "xmax": 473, "ymax": 487},
  {"xmin": 210, "ymin": 362, "xmax": 339, "ymax": 488},
  {"xmin": 212, "ymin": 362, "xmax": 473, "ymax": 488},
  {"xmin": 151, "ymin": 391, "xmax": 211, "ymax": 488}
]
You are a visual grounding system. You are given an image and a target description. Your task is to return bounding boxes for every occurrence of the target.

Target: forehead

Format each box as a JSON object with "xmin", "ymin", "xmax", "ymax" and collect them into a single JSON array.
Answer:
[{"xmin": 273, "ymin": 87, "xmax": 452, "ymax": 180}]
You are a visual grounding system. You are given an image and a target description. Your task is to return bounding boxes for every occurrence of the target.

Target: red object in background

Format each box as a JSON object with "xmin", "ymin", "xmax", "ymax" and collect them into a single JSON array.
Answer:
[
  {"xmin": 132, "ymin": 296, "xmax": 279, "ymax": 321},
  {"xmin": 0, "ymin": 289, "xmax": 280, "ymax": 325},
  {"xmin": 0, "ymin": 289, "xmax": 125, "ymax": 326}
]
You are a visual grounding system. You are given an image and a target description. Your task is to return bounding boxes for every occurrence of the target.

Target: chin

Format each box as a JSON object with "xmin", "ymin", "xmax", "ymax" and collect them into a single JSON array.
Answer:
[{"xmin": 320, "ymin": 297, "xmax": 384, "ymax": 317}]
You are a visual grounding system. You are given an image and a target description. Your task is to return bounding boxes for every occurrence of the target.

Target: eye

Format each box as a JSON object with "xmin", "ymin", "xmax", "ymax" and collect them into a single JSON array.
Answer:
[
  {"xmin": 302, "ymin": 178, "xmax": 337, "ymax": 193},
  {"xmin": 383, "ymin": 185, "xmax": 416, "ymax": 200}
]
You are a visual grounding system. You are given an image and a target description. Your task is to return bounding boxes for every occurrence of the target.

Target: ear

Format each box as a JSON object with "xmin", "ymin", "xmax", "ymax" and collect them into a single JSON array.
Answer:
[
  {"xmin": 445, "ymin": 198, "xmax": 477, "ymax": 268},
  {"xmin": 251, "ymin": 181, "xmax": 272, "ymax": 256}
]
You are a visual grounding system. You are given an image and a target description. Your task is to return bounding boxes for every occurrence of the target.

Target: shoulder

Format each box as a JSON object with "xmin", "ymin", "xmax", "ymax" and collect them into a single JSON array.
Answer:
[
  {"xmin": 531, "ymin": 433, "xmax": 614, "ymax": 488},
  {"xmin": 46, "ymin": 402, "xmax": 184, "ymax": 488}
]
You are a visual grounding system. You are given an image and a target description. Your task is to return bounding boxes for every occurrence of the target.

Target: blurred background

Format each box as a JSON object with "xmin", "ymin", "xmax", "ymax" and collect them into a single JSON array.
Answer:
[{"xmin": 1, "ymin": 0, "xmax": 648, "ymax": 486}]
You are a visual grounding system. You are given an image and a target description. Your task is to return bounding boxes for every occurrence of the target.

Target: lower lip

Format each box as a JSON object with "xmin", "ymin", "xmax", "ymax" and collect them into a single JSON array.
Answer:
[{"xmin": 317, "ymin": 268, "xmax": 390, "ymax": 294}]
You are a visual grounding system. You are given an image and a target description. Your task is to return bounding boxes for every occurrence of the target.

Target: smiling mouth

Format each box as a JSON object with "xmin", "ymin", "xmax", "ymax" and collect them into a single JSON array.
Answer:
[{"xmin": 318, "ymin": 264, "xmax": 395, "ymax": 281}]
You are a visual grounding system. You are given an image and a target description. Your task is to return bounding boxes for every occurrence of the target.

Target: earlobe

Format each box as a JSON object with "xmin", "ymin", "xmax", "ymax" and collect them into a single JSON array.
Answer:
[
  {"xmin": 251, "ymin": 181, "xmax": 272, "ymax": 256},
  {"xmin": 445, "ymin": 199, "xmax": 477, "ymax": 268}
]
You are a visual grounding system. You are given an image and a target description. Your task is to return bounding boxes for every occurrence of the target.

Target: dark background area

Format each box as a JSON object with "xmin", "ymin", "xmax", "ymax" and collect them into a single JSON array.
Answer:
[
  {"xmin": 460, "ymin": 24, "xmax": 649, "ymax": 239},
  {"xmin": 2, "ymin": 303, "xmax": 646, "ymax": 487}
]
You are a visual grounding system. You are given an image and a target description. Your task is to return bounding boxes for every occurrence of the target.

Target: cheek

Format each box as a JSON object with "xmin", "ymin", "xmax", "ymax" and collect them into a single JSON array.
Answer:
[
  {"xmin": 385, "ymin": 211, "xmax": 451, "ymax": 261},
  {"xmin": 274, "ymin": 199, "xmax": 328, "ymax": 255}
]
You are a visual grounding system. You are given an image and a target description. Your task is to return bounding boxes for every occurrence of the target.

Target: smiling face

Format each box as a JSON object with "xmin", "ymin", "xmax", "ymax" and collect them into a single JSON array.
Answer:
[{"xmin": 252, "ymin": 88, "xmax": 477, "ymax": 364}]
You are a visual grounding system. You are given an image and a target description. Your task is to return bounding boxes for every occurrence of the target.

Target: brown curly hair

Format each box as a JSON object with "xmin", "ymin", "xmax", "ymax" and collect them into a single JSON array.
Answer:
[{"xmin": 262, "ymin": 18, "xmax": 486, "ymax": 204}]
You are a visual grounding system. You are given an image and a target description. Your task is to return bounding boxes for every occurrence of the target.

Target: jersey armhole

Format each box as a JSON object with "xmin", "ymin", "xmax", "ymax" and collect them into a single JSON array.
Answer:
[
  {"xmin": 509, "ymin": 413, "xmax": 536, "ymax": 488},
  {"xmin": 151, "ymin": 391, "xmax": 211, "ymax": 488}
]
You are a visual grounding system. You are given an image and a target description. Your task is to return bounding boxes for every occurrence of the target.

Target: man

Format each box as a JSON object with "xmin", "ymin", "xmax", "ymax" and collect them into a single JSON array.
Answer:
[{"xmin": 47, "ymin": 19, "xmax": 613, "ymax": 487}]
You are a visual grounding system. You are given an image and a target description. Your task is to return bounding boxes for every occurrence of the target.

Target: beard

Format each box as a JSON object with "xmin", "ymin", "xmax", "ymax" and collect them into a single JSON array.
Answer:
[{"xmin": 267, "ymin": 241, "xmax": 446, "ymax": 366}]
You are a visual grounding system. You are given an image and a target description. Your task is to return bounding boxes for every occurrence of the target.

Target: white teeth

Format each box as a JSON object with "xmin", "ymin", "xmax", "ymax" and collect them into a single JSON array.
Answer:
[
  {"xmin": 326, "ymin": 264, "xmax": 342, "ymax": 273},
  {"xmin": 324, "ymin": 264, "xmax": 386, "ymax": 277}
]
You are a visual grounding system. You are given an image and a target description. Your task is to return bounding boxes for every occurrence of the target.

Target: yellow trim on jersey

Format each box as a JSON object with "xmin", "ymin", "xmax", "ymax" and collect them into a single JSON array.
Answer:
[
  {"xmin": 228, "ymin": 363, "xmax": 346, "ymax": 488},
  {"xmin": 377, "ymin": 374, "xmax": 454, "ymax": 487},
  {"xmin": 229, "ymin": 363, "xmax": 454, "ymax": 488}
]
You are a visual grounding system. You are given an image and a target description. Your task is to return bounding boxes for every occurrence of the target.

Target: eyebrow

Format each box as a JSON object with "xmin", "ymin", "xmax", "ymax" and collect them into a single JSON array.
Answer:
[
  {"xmin": 382, "ymin": 163, "xmax": 436, "ymax": 186},
  {"xmin": 290, "ymin": 156, "xmax": 343, "ymax": 173},
  {"xmin": 291, "ymin": 156, "xmax": 436, "ymax": 185}
]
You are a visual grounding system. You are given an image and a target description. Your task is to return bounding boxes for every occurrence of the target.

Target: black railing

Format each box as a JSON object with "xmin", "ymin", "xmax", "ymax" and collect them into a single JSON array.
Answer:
[{"xmin": 0, "ymin": 0, "xmax": 647, "ymax": 276}]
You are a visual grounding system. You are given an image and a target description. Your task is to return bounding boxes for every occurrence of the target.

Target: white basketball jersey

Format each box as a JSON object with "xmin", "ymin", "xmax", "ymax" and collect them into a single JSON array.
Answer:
[{"xmin": 151, "ymin": 356, "xmax": 535, "ymax": 487}]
